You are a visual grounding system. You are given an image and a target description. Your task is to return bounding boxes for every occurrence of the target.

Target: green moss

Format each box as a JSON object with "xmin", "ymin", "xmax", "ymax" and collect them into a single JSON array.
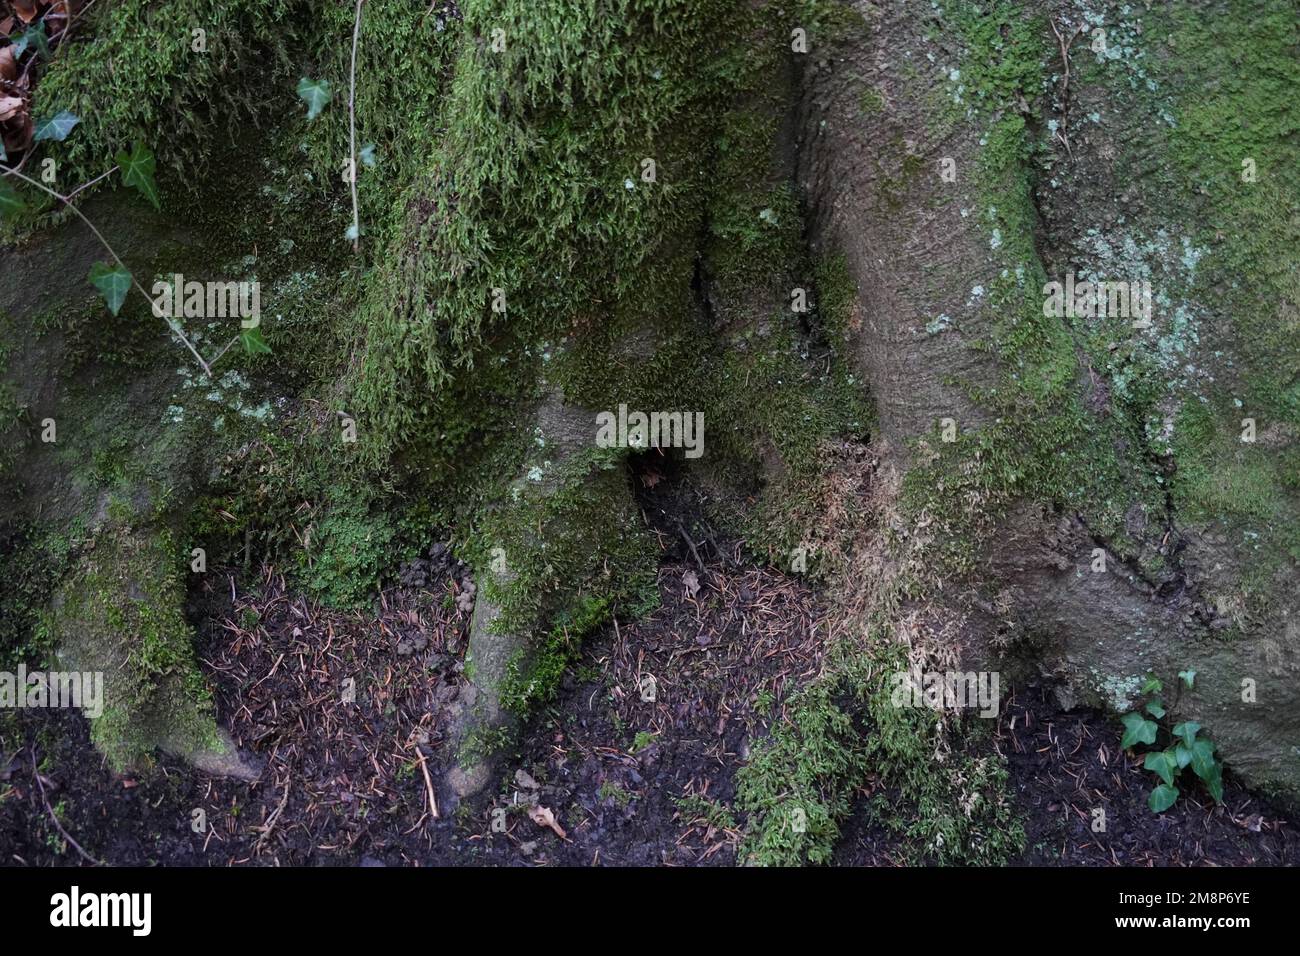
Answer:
[
  {"xmin": 456, "ymin": 723, "xmax": 515, "ymax": 767},
  {"xmin": 499, "ymin": 595, "xmax": 614, "ymax": 716},
  {"xmin": 814, "ymin": 252, "xmax": 857, "ymax": 338},
  {"xmin": 1154, "ymin": 1, "xmax": 1300, "ymax": 578},
  {"xmin": 737, "ymin": 595, "xmax": 1023, "ymax": 865},
  {"xmin": 674, "ymin": 793, "xmax": 738, "ymax": 831},
  {"xmin": 899, "ymin": 0, "xmax": 1174, "ymax": 569},
  {"xmin": 0, "ymin": 521, "xmax": 81, "ymax": 669},
  {"xmin": 23, "ymin": 1, "xmax": 303, "ymax": 197},
  {"xmin": 46, "ymin": 523, "xmax": 218, "ymax": 770},
  {"xmin": 858, "ymin": 85, "xmax": 885, "ymax": 116},
  {"xmin": 347, "ymin": 0, "xmax": 766, "ymax": 466},
  {"xmin": 472, "ymin": 449, "xmax": 659, "ymax": 716}
]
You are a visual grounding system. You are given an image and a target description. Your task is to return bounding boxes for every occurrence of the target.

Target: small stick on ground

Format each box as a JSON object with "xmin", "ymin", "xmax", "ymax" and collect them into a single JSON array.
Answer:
[
  {"xmin": 31, "ymin": 748, "xmax": 101, "ymax": 866},
  {"xmin": 414, "ymin": 746, "xmax": 439, "ymax": 820},
  {"xmin": 1050, "ymin": 18, "xmax": 1083, "ymax": 157},
  {"xmin": 675, "ymin": 518, "xmax": 705, "ymax": 572},
  {"xmin": 255, "ymin": 783, "xmax": 291, "ymax": 851}
]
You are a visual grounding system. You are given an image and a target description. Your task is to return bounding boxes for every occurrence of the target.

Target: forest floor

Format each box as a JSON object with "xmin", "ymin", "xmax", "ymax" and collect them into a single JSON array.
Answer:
[{"xmin": 3, "ymin": 476, "xmax": 1298, "ymax": 867}]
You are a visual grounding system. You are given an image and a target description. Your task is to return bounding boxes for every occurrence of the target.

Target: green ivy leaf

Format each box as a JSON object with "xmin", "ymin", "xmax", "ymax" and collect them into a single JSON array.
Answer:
[
  {"xmin": 240, "ymin": 325, "xmax": 272, "ymax": 356},
  {"xmin": 1178, "ymin": 669, "xmax": 1197, "ymax": 689},
  {"xmin": 1173, "ymin": 721, "xmax": 1201, "ymax": 746},
  {"xmin": 0, "ymin": 179, "xmax": 24, "ymax": 217},
  {"xmin": 359, "ymin": 143, "xmax": 377, "ymax": 168},
  {"xmin": 1145, "ymin": 699, "xmax": 1166, "ymax": 719},
  {"xmin": 1143, "ymin": 750, "xmax": 1178, "ymax": 787},
  {"xmin": 115, "ymin": 142, "xmax": 161, "ymax": 210},
  {"xmin": 12, "ymin": 21, "xmax": 49, "ymax": 59},
  {"xmin": 1202, "ymin": 764, "xmax": 1224, "ymax": 804},
  {"xmin": 88, "ymin": 262, "xmax": 132, "ymax": 316},
  {"xmin": 1148, "ymin": 783, "xmax": 1180, "ymax": 813},
  {"xmin": 1190, "ymin": 739, "xmax": 1217, "ymax": 780},
  {"xmin": 33, "ymin": 110, "xmax": 80, "ymax": 143},
  {"xmin": 296, "ymin": 77, "xmax": 331, "ymax": 120},
  {"xmin": 1175, "ymin": 742, "xmax": 1193, "ymax": 770},
  {"xmin": 1141, "ymin": 676, "xmax": 1163, "ymax": 695},
  {"xmin": 1120, "ymin": 711, "xmax": 1158, "ymax": 750}
]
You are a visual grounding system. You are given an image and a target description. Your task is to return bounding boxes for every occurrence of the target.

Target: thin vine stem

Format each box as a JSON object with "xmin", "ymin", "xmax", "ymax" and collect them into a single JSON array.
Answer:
[
  {"xmin": 2, "ymin": 165, "xmax": 214, "ymax": 377},
  {"xmin": 348, "ymin": 0, "xmax": 366, "ymax": 253}
]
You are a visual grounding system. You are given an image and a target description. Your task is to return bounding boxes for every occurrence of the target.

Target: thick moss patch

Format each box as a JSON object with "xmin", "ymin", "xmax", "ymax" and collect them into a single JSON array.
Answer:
[{"xmin": 46, "ymin": 524, "xmax": 219, "ymax": 770}]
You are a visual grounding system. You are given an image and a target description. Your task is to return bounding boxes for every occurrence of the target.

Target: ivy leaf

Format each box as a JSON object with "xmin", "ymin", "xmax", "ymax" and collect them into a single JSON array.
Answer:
[
  {"xmin": 33, "ymin": 109, "xmax": 79, "ymax": 143},
  {"xmin": 1178, "ymin": 669, "xmax": 1197, "ymax": 689},
  {"xmin": 1175, "ymin": 742, "xmax": 1193, "ymax": 770},
  {"xmin": 1202, "ymin": 764, "xmax": 1224, "ymax": 804},
  {"xmin": 1144, "ymin": 699, "xmax": 1166, "ymax": 719},
  {"xmin": 0, "ymin": 179, "xmax": 24, "ymax": 217},
  {"xmin": 12, "ymin": 21, "xmax": 49, "ymax": 59},
  {"xmin": 1190, "ymin": 739, "xmax": 1218, "ymax": 780},
  {"xmin": 1172, "ymin": 721, "xmax": 1201, "ymax": 746},
  {"xmin": 239, "ymin": 325, "xmax": 272, "ymax": 356},
  {"xmin": 88, "ymin": 262, "xmax": 132, "ymax": 316},
  {"xmin": 296, "ymin": 77, "xmax": 331, "ymax": 120},
  {"xmin": 115, "ymin": 142, "xmax": 161, "ymax": 209},
  {"xmin": 1143, "ymin": 750, "xmax": 1178, "ymax": 787},
  {"xmin": 1141, "ymin": 675, "xmax": 1163, "ymax": 695},
  {"xmin": 1148, "ymin": 783, "xmax": 1180, "ymax": 813},
  {"xmin": 1120, "ymin": 711, "xmax": 1158, "ymax": 750},
  {"xmin": 359, "ymin": 143, "xmax": 377, "ymax": 168}
]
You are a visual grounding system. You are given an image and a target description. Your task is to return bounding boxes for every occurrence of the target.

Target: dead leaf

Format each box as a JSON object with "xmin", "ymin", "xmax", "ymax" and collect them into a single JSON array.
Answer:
[
  {"xmin": 514, "ymin": 768, "xmax": 540, "ymax": 790},
  {"xmin": 682, "ymin": 569, "xmax": 700, "ymax": 598},
  {"xmin": 527, "ymin": 804, "xmax": 567, "ymax": 839},
  {"xmin": 12, "ymin": 1, "xmax": 37, "ymax": 25},
  {"xmin": 2, "ymin": 112, "xmax": 32, "ymax": 153},
  {"xmin": 0, "ymin": 45, "xmax": 16, "ymax": 81},
  {"xmin": 0, "ymin": 94, "xmax": 22, "ymax": 121}
]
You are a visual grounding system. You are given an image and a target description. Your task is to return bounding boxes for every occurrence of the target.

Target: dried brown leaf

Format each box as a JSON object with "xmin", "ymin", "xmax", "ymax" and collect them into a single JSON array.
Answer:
[
  {"xmin": 12, "ymin": 1, "xmax": 38, "ymax": 25},
  {"xmin": 2, "ymin": 111, "xmax": 31, "ymax": 152},
  {"xmin": 682, "ymin": 569, "xmax": 700, "ymax": 599}
]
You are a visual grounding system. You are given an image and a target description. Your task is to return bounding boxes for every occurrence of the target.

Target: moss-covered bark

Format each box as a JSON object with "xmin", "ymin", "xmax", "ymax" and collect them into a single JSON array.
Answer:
[{"xmin": 3, "ymin": 0, "xmax": 1295, "ymax": 861}]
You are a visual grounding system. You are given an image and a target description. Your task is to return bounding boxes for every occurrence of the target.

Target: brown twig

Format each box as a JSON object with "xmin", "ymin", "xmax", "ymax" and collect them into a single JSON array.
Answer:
[
  {"xmin": 675, "ymin": 518, "xmax": 705, "ymax": 572},
  {"xmin": 254, "ymin": 782, "xmax": 291, "ymax": 850},
  {"xmin": 31, "ymin": 748, "xmax": 101, "ymax": 865},
  {"xmin": 414, "ymin": 745, "xmax": 439, "ymax": 820},
  {"xmin": 1050, "ymin": 18, "xmax": 1083, "ymax": 157}
]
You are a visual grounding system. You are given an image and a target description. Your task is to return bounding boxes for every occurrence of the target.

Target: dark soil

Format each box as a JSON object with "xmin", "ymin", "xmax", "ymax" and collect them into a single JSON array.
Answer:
[
  {"xmin": 0, "ymin": 467, "xmax": 827, "ymax": 866},
  {"xmin": 833, "ymin": 686, "xmax": 1300, "ymax": 866},
  {"xmin": 4, "ymin": 469, "xmax": 1299, "ymax": 867},
  {"xmin": 1001, "ymin": 686, "xmax": 1300, "ymax": 866}
]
